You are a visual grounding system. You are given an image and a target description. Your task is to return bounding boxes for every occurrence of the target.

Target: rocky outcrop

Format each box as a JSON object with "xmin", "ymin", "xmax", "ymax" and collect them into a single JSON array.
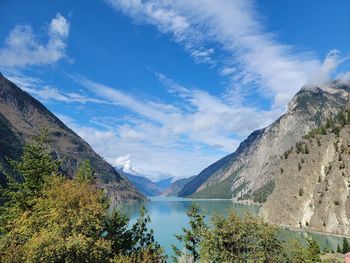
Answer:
[
  {"xmin": 260, "ymin": 113, "xmax": 350, "ymax": 235},
  {"xmin": 0, "ymin": 73, "xmax": 146, "ymax": 203},
  {"xmin": 180, "ymin": 81, "xmax": 350, "ymax": 201}
]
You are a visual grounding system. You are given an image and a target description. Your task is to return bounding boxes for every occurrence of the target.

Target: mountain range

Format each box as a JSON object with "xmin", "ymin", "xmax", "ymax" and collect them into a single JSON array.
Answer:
[{"xmin": 0, "ymin": 73, "xmax": 146, "ymax": 204}]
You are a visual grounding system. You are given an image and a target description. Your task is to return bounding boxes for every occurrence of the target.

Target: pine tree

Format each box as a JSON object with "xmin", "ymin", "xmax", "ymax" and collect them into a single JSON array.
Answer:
[
  {"xmin": 76, "ymin": 159, "xmax": 94, "ymax": 183},
  {"xmin": 342, "ymin": 237, "xmax": 350, "ymax": 254},
  {"xmin": 172, "ymin": 204, "xmax": 207, "ymax": 262},
  {"xmin": 337, "ymin": 244, "xmax": 342, "ymax": 253},
  {"xmin": 131, "ymin": 206, "xmax": 164, "ymax": 258},
  {"xmin": 0, "ymin": 129, "xmax": 60, "ymax": 231}
]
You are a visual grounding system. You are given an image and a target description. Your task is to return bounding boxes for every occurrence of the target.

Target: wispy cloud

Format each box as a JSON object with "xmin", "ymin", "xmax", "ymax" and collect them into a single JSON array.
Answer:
[
  {"xmin": 106, "ymin": 0, "xmax": 348, "ymax": 110},
  {"xmin": 0, "ymin": 13, "xmax": 70, "ymax": 68},
  {"xmin": 4, "ymin": 71, "xmax": 105, "ymax": 104}
]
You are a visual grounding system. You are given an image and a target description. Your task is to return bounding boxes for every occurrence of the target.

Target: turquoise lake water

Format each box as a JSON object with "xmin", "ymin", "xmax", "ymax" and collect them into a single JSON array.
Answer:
[{"xmin": 118, "ymin": 197, "xmax": 345, "ymax": 260}]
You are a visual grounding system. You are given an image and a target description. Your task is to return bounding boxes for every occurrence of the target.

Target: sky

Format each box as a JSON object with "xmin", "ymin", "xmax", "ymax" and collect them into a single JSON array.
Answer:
[{"xmin": 0, "ymin": 0, "xmax": 349, "ymax": 181}]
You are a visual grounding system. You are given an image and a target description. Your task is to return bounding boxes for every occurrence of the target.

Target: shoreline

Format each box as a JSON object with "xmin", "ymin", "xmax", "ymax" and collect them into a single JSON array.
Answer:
[
  {"xmin": 121, "ymin": 197, "xmax": 350, "ymax": 239},
  {"xmin": 276, "ymin": 223, "xmax": 350, "ymax": 239}
]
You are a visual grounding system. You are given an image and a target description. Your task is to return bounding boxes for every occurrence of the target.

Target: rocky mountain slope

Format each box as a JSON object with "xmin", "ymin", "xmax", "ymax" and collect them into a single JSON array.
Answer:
[
  {"xmin": 162, "ymin": 176, "xmax": 195, "ymax": 197},
  {"xmin": 260, "ymin": 107, "xmax": 350, "ymax": 235},
  {"xmin": 0, "ymin": 73, "xmax": 146, "ymax": 203},
  {"xmin": 179, "ymin": 81, "xmax": 350, "ymax": 202}
]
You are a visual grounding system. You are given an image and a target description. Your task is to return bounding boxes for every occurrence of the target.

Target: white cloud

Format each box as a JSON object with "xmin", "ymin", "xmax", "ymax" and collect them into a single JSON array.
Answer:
[
  {"xmin": 0, "ymin": 13, "xmax": 70, "ymax": 67},
  {"xmin": 75, "ymin": 74, "xmax": 280, "ymax": 156},
  {"xmin": 337, "ymin": 71, "xmax": 350, "ymax": 83},
  {"xmin": 4, "ymin": 71, "xmax": 105, "ymax": 104},
  {"xmin": 106, "ymin": 0, "xmax": 347, "ymax": 110},
  {"xmin": 57, "ymin": 114, "xmax": 219, "ymax": 181}
]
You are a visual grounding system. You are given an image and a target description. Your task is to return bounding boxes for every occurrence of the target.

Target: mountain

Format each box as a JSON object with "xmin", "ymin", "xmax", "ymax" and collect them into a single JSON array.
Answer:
[
  {"xmin": 162, "ymin": 176, "xmax": 196, "ymax": 197},
  {"xmin": 179, "ymin": 80, "xmax": 350, "ymax": 202},
  {"xmin": 118, "ymin": 168, "xmax": 174, "ymax": 196},
  {"xmin": 155, "ymin": 177, "xmax": 173, "ymax": 189},
  {"xmin": 0, "ymin": 73, "xmax": 146, "ymax": 203},
  {"xmin": 119, "ymin": 170, "xmax": 164, "ymax": 196},
  {"xmin": 260, "ymin": 106, "xmax": 350, "ymax": 235}
]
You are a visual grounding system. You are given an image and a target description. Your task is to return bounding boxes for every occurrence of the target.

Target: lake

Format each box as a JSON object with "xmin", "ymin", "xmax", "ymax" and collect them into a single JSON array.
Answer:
[{"xmin": 118, "ymin": 197, "xmax": 345, "ymax": 260}]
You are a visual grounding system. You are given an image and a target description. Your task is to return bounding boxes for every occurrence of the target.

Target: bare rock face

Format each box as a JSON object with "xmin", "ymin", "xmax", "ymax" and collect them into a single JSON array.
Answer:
[
  {"xmin": 0, "ymin": 73, "xmax": 146, "ymax": 203},
  {"xmin": 180, "ymin": 80, "xmax": 350, "ymax": 204},
  {"xmin": 260, "ymin": 119, "xmax": 350, "ymax": 235}
]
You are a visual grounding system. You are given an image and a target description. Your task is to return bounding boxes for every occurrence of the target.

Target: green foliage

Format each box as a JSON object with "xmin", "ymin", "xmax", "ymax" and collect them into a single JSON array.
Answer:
[
  {"xmin": 0, "ymin": 129, "xmax": 60, "ymax": 232},
  {"xmin": 251, "ymin": 180, "xmax": 275, "ymax": 203},
  {"xmin": 299, "ymin": 188, "xmax": 304, "ymax": 197},
  {"xmin": 342, "ymin": 237, "xmax": 350, "ymax": 254},
  {"xmin": 287, "ymin": 238, "xmax": 320, "ymax": 262},
  {"xmin": 76, "ymin": 159, "xmax": 94, "ymax": 183},
  {"xmin": 191, "ymin": 168, "xmax": 241, "ymax": 199},
  {"xmin": 200, "ymin": 212, "xmax": 286, "ymax": 263},
  {"xmin": 337, "ymin": 244, "xmax": 342, "ymax": 253},
  {"xmin": 104, "ymin": 210, "xmax": 133, "ymax": 254},
  {"xmin": 131, "ymin": 206, "xmax": 165, "ymax": 261},
  {"xmin": 0, "ymin": 176, "xmax": 112, "ymax": 263},
  {"xmin": 172, "ymin": 204, "xmax": 207, "ymax": 262},
  {"xmin": 284, "ymin": 147, "xmax": 293, "ymax": 159},
  {"xmin": 298, "ymin": 163, "xmax": 302, "ymax": 171},
  {"xmin": 0, "ymin": 135, "xmax": 165, "ymax": 263}
]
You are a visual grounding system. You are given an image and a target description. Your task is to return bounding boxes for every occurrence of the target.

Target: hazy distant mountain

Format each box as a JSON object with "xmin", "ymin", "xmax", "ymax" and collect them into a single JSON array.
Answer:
[
  {"xmin": 155, "ymin": 177, "xmax": 173, "ymax": 189},
  {"xmin": 162, "ymin": 176, "xmax": 196, "ymax": 197},
  {"xmin": 179, "ymin": 80, "xmax": 350, "ymax": 201},
  {"xmin": 117, "ymin": 168, "xmax": 173, "ymax": 196},
  {"xmin": 0, "ymin": 73, "xmax": 146, "ymax": 203}
]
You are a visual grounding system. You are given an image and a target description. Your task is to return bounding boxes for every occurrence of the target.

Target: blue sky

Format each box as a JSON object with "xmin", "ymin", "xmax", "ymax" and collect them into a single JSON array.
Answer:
[{"xmin": 0, "ymin": 0, "xmax": 349, "ymax": 181}]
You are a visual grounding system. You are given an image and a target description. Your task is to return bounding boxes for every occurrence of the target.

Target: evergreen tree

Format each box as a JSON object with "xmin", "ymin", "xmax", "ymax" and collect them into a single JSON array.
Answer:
[
  {"xmin": 200, "ymin": 211, "xmax": 286, "ymax": 262},
  {"xmin": 337, "ymin": 243, "xmax": 342, "ymax": 253},
  {"xmin": 76, "ymin": 159, "xmax": 94, "ymax": 183},
  {"xmin": 131, "ymin": 206, "xmax": 165, "ymax": 261},
  {"xmin": 172, "ymin": 204, "xmax": 207, "ymax": 262},
  {"xmin": 0, "ymin": 129, "xmax": 60, "ymax": 232},
  {"xmin": 343, "ymin": 237, "xmax": 350, "ymax": 254},
  {"xmin": 104, "ymin": 210, "xmax": 133, "ymax": 255}
]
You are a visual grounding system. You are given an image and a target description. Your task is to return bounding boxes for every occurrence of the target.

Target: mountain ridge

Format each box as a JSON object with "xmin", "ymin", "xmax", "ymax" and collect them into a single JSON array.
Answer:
[
  {"xmin": 179, "ymin": 80, "xmax": 350, "ymax": 203},
  {"xmin": 0, "ymin": 73, "xmax": 146, "ymax": 203}
]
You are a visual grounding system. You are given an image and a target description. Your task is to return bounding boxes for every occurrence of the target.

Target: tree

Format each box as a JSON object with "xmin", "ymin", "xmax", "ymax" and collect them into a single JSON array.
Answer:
[
  {"xmin": 287, "ymin": 238, "xmax": 320, "ymax": 262},
  {"xmin": 104, "ymin": 210, "xmax": 133, "ymax": 255},
  {"xmin": 342, "ymin": 237, "xmax": 350, "ymax": 254},
  {"xmin": 172, "ymin": 204, "xmax": 207, "ymax": 262},
  {"xmin": 130, "ymin": 206, "xmax": 165, "ymax": 262},
  {"xmin": 0, "ymin": 132, "xmax": 166, "ymax": 263},
  {"xmin": 200, "ymin": 211, "xmax": 286, "ymax": 263},
  {"xmin": 76, "ymin": 159, "xmax": 94, "ymax": 183},
  {"xmin": 337, "ymin": 244, "xmax": 342, "ymax": 253},
  {"xmin": 0, "ymin": 129, "xmax": 60, "ymax": 232},
  {"xmin": 0, "ymin": 176, "xmax": 112, "ymax": 263}
]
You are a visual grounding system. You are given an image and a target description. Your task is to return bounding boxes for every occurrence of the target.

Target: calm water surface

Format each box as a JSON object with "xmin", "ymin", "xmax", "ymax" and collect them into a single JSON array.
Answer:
[{"xmin": 118, "ymin": 197, "xmax": 344, "ymax": 259}]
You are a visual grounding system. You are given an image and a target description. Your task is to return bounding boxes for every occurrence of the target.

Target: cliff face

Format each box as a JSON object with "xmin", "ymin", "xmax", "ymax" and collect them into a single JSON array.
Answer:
[
  {"xmin": 0, "ymin": 73, "xmax": 146, "ymax": 203},
  {"xmin": 260, "ymin": 111, "xmax": 350, "ymax": 235},
  {"xmin": 180, "ymin": 81, "xmax": 350, "ymax": 202}
]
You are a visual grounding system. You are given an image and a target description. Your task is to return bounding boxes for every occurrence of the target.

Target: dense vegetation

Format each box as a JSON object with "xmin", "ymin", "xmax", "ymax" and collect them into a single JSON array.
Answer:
[
  {"xmin": 173, "ymin": 205, "xmax": 346, "ymax": 263},
  {"xmin": 0, "ymin": 131, "xmax": 348, "ymax": 262},
  {"xmin": 0, "ymin": 132, "xmax": 165, "ymax": 262}
]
